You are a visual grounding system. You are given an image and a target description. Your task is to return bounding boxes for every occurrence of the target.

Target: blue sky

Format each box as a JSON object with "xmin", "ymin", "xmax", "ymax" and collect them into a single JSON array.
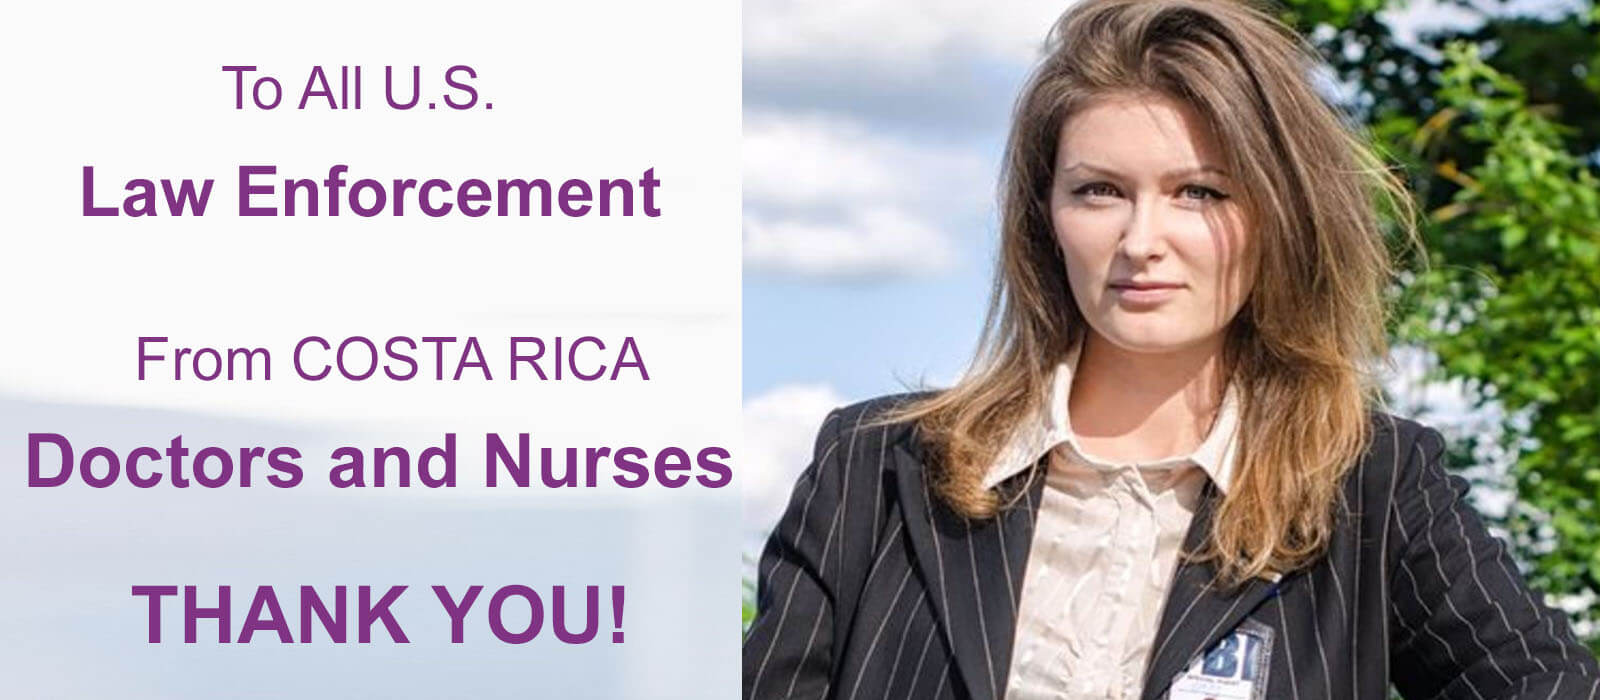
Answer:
[{"xmin": 739, "ymin": 0, "xmax": 1073, "ymax": 545}]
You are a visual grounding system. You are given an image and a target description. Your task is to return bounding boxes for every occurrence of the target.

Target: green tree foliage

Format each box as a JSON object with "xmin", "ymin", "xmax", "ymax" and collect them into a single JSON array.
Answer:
[
  {"xmin": 1290, "ymin": 0, "xmax": 1600, "ymax": 647},
  {"xmin": 1420, "ymin": 39, "xmax": 1600, "ymax": 627},
  {"xmin": 1278, "ymin": 0, "xmax": 1389, "ymax": 30}
]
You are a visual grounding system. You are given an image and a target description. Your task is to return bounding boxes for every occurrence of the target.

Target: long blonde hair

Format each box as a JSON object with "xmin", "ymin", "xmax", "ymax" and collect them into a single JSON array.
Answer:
[{"xmin": 874, "ymin": 0, "xmax": 1418, "ymax": 588}]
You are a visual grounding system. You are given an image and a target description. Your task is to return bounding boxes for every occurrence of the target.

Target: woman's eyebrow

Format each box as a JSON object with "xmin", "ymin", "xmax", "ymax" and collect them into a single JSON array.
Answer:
[{"xmin": 1059, "ymin": 161, "xmax": 1230, "ymax": 178}]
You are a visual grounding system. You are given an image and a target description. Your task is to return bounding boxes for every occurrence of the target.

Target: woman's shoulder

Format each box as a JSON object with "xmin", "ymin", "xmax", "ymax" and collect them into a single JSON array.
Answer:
[
  {"xmin": 803, "ymin": 389, "xmax": 941, "ymax": 477},
  {"xmin": 1363, "ymin": 409, "xmax": 1448, "ymax": 456},
  {"xmin": 1366, "ymin": 408, "xmax": 1432, "ymax": 447},
  {"xmin": 1352, "ymin": 408, "xmax": 1452, "ymax": 497}
]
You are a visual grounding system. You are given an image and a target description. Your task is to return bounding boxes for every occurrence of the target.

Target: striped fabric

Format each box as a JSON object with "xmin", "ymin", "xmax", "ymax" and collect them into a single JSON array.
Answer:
[{"xmin": 743, "ymin": 393, "xmax": 1600, "ymax": 699}]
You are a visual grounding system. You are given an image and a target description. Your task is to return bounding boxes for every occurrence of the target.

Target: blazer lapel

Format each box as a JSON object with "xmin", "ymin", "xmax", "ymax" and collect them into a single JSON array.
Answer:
[
  {"xmin": 893, "ymin": 434, "xmax": 1044, "ymax": 700},
  {"xmin": 1139, "ymin": 481, "xmax": 1283, "ymax": 700}
]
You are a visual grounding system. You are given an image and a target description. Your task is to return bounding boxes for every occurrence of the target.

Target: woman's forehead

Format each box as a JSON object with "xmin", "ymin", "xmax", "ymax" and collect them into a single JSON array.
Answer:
[{"xmin": 1055, "ymin": 93, "xmax": 1227, "ymax": 174}]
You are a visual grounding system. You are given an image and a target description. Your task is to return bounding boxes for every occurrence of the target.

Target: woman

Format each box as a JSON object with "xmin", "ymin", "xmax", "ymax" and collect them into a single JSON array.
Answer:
[{"xmin": 743, "ymin": 0, "xmax": 1600, "ymax": 698}]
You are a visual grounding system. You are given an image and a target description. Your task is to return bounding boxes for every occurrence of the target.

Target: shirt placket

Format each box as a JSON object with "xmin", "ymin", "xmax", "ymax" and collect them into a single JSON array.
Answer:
[{"xmin": 1105, "ymin": 464, "xmax": 1159, "ymax": 700}]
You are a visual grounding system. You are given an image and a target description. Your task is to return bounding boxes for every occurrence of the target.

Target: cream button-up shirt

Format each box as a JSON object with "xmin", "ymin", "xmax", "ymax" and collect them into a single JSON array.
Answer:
[{"xmin": 986, "ymin": 340, "xmax": 1242, "ymax": 700}]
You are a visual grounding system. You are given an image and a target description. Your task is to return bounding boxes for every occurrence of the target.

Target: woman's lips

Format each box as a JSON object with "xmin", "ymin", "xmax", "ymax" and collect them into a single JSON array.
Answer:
[{"xmin": 1109, "ymin": 282, "xmax": 1183, "ymax": 306}]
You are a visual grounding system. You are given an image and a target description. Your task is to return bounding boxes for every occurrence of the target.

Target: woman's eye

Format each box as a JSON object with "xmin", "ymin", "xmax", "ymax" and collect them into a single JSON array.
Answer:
[
  {"xmin": 1180, "ymin": 184, "xmax": 1229, "ymax": 201},
  {"xmin": 1073, "ymin": 182, "xmax": 1121, "ymax": 198}
]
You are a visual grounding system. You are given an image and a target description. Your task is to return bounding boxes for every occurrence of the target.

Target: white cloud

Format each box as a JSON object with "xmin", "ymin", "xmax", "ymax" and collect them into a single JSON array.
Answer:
[
  {"xmin": 743, "ymin": 208, "xmax": 955, "ymax": 277},
  {"xmin": 745, "ymin": 0, "xmax": 1073, "ymax": 71},
  {"xmin": 740, "ymin": 383, "xmax": 848, "ymax": 555},
  {"xmin": 745, "ymin": 112, "xmax": 923, "ymax": 207},
  {"xmin": 742, "ymin": 0, "xmax": 1044, "ymax": 281},
  {"xmin": 742, "ymin": 110, "xmax": 985, "ymax": 278},
  {"xmin": 744, "ymin": 110, "xmax": 988, "ymax": 212}
]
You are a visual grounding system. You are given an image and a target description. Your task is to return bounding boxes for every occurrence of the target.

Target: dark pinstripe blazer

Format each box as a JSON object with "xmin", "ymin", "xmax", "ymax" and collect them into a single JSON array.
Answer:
[{"xmin": 743, "ymin": 392, "xmax": 1600, "ymax": 699}]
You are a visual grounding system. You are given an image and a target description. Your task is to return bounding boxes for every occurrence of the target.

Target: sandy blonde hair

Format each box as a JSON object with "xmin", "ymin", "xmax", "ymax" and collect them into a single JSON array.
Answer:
[{"xmin": 874, "ymin": 0, "xmax": 1418, "ymax": 588}]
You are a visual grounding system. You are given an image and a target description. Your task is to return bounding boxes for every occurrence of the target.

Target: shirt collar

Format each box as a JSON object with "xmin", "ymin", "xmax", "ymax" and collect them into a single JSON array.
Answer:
[{"xmin": 980, "ymin": 339, "xmax": 1242, "ymax": 492}]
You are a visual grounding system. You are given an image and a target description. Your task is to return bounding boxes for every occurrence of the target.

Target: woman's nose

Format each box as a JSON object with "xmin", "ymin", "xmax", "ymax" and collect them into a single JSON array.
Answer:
[{"xmin": 1118, "ymin": 197, "xmax": 1169, "ymax": 261}]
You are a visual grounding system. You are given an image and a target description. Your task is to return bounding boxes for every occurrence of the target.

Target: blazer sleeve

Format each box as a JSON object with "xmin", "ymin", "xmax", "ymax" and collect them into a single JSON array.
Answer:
[
  {"xmin": 744, "ymin": 408, "xmax": 846, "ymax": 700},
  {"xmin": 1387, "ymin": 425, "xmax": 1600, "ymax": 699}
]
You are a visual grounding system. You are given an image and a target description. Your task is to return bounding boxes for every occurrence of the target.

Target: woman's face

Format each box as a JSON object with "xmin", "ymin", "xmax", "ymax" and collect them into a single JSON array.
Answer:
[{"xmin": 1049, "ymin": 91, "xmax": 1256, "ymax": 356}]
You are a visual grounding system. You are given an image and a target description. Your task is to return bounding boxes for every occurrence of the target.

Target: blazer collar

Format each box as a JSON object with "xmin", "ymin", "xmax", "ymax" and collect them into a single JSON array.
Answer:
[
  {"xmin": 980, "ymin": 338, "xmax": 1243, "ymax": 494},
  {"xmin": 893, "ymin": 424, "xmax": 1280, "ymax": 700},
  {"xmin": 893, "ymin": 430, "xmax": 1046, "ymax": 700}
]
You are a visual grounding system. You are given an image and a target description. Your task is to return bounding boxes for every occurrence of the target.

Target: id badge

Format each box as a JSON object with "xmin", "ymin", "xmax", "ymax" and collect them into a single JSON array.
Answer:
[{"xmin": 1169, "ymin": 619, "xmax": 1274, "ymax": 700}]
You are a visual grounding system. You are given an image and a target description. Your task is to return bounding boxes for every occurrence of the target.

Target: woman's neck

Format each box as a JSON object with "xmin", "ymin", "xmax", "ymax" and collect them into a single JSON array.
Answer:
[{"xmin": 1067, "ymin": 330, "xmax": 1228, "ymax": 463}]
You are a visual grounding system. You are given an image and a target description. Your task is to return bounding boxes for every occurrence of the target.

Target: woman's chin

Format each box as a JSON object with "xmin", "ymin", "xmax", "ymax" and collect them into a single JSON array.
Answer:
[{"xmin": 1092, "ymin": 325, "xmax": 1221, "ymax": 357}]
